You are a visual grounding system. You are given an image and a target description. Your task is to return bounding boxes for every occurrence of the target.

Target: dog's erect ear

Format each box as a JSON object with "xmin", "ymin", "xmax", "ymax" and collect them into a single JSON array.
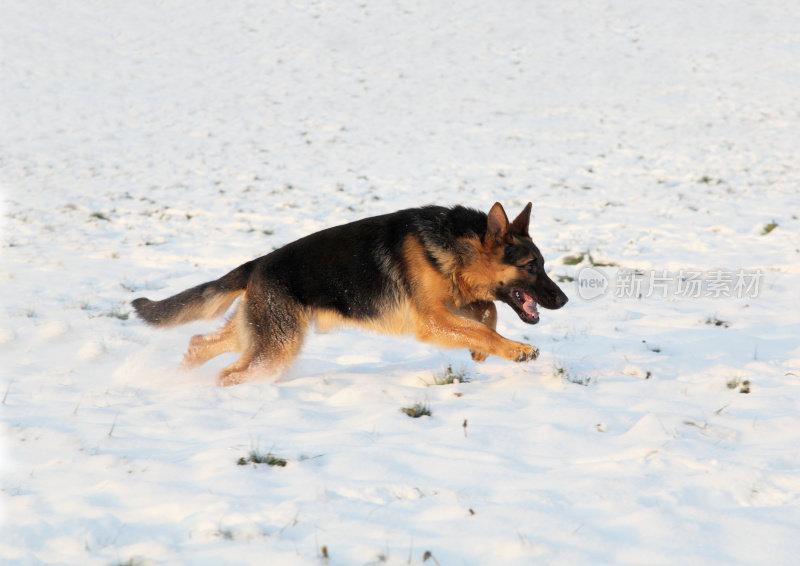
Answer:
[
  {"xmin": 510, "ymin": 202, "xmax": 532, "ymax": 235},
  {"xmin": 485, "ymin": 202, "xmax": 510, "ymax": 246}
]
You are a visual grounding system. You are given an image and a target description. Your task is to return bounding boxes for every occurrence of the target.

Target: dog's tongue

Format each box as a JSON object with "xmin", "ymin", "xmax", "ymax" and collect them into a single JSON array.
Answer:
[{"xmin": 521, "ymin": 292, "xmax": 539, "ymax": 316}]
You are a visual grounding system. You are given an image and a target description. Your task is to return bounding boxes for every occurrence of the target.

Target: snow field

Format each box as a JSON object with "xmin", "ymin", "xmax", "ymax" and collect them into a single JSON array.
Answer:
[{"xmin": 2, "ymin": 1, "xmax": 800, "ymax": 564}]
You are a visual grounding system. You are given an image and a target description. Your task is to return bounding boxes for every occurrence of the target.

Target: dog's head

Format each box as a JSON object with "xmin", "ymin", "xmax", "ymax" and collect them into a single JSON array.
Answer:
[{"xmin": 481, "ymin": 202, "xmax": 568, "ymax": 324}]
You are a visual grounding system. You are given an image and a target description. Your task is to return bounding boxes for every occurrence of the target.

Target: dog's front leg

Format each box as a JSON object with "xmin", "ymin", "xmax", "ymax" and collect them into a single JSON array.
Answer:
[
  {"xmin": 457, "ymin": 301, "xmax": 497, "ymax": 362},
  {"xmin": 415, "ymin": 305, "xmax": 538, "ymax": 362}
]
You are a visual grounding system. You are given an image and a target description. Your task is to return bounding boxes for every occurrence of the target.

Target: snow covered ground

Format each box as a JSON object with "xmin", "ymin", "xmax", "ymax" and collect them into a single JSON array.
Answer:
[{"xmin": 2, "ymin": 1, "xmax": 800, "ymax": 564}]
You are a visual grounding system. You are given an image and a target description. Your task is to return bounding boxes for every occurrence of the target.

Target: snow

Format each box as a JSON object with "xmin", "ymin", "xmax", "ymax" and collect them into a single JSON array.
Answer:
[{"xmin": 2, "ymin": 0, "xmax": 800, "ymax": 564}]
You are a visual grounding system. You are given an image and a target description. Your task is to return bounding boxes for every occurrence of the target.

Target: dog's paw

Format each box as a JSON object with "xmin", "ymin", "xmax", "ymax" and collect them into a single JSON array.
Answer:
[
  {"xmin": 511, "ymin": 343, "xmax": 539, "ymax": 363},
  {"xmin": 470, "ymin": 349, "xmax": 489, "ymax": 362},
  {"xmin": 181, "ymin": 352, "xmax": 200, "ymax": 371},
  {"xmin": 217, "ymin": 372, "xmax": 245, "ymax": 387}
]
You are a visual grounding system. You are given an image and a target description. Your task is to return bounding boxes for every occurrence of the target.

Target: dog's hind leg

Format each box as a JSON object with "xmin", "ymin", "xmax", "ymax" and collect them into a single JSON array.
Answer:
[
  {"xmin": 215, "ymin": 291, "xmax": 309, "ymax": 386},
  {"xmin": 182, "ymin": 319, "xmax": 239, "ymax": 370},
  {"xmin": 217, "ymin": 351, "xmax": 257, "ymax": 386},
  {"xmin": 458, "ymin": 301, "xmax": 497, "ymax": 362},
  {"xmin": 216, "ymin": 334, "xmax": 306, "ymax": 386},
  {"xmin": 182, "ymin": 301, "xmax": 247, "ymax": 370}
]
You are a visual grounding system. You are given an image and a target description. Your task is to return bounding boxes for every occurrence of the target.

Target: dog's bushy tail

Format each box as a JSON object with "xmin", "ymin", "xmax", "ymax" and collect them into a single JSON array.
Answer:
[{"xmin": 132, "ymin": 260, "xmax": 256, "ymax": 327}]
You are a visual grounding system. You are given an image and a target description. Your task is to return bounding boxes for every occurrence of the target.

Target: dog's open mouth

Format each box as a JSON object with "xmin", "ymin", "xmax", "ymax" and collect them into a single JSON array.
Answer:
[{"xmin": 511, "ymin": 288, "xmax": 540, "ymax": 324}]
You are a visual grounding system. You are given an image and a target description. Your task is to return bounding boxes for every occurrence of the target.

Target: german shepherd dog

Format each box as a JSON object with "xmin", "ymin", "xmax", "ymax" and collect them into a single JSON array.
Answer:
[{"xmin": 132, "ymin": 202, "xmax": 568, "ymax": 386}]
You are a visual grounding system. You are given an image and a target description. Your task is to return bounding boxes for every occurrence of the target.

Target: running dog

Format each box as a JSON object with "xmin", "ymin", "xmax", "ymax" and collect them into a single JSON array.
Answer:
[{"xmin": 132, "ymin": 202, "xmax": 568, "ymax": 385}]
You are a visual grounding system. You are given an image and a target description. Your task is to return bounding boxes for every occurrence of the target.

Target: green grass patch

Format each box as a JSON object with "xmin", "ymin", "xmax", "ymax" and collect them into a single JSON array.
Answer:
[
  {"xmin": 727, "ymin": 378, "xmax": 751, "ymax": 394},
  {"xmin": 425, "ymin": 365, "xmax": 471, "ymax": 386},
  {"xmin": 401, "ymin": 402, "xmax": 432, "ymax": 418},
  {"xmin": 588, "ymin": 255, "xmax": 618, "ymax": 267},
  {"xmin": 562, "ymin": 252, "xmax": 586, "ymax": 265},
  {"xmin": 237, "ymin": 450, "xmax": 287, "ymax": 467},
  {"xmin": 562, "ymin": 250, "xmax": 618, "ymax": 267},
  {"xmin": 705, "ymin": 316, "xmax": 730, "ymax": 328},
  {"xmin": 762, "ymin": 221, "xmax": 778, "ymax": 235},
  {"xmin": 554, "ymin": 364, "xmax": 591, "ymax": 386}
]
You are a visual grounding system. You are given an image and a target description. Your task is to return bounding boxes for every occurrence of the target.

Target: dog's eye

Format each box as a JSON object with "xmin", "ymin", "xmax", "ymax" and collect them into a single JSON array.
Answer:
[{"xmin": 524, "ymin": 258, "xmax": 541, "ymax": 272}]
